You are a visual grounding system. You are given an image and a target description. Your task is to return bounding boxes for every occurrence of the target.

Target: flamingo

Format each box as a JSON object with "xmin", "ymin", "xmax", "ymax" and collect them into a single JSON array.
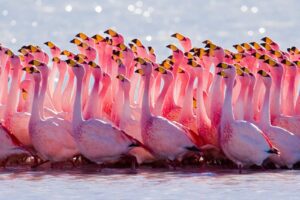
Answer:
[
  {"xmin": 217, "ymin": 63, "xmax": 278, "ymax": 172},
  {"xmin": 69, "ymin": 59, "xmax": 141, "ymax": 165},
  {"xmin": 3, "ymin": 50, "xmax": 31, "ymax": 146},
  {"xmin": 256, "ymin": 69, "xmax": 300, "ymax": 168},
  {"xmin": 23, "ymin": 66, "xmax": 78, "ymax": 165},
  {"xmin": 134, "ymin": 58, "xmax": 201, "ymax": 164}
]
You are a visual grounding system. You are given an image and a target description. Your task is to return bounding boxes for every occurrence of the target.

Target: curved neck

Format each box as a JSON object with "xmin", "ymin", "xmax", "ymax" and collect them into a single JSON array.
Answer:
[
  {"xmin": 5, "ymin": 62, "xmax": 20, "ymax": 115},
  {"xmin": 72, "ymin": 74, "xmax": 84, "ymax": 128},
  {"xmin": 62, "ymin": 72, "xmax": 75, "ymax": 112},
  {"xmin": 141, "ymin": 74, "xmax": 152, "ymax": 124},
  {"xmin": 0, "ymin": 61, "xmax": 10, "ymax": 104},
  {"xmin": 245, "ymin": 81, "xmax": 255, "ymax": 122},
  {"xmin": 154, "ymin": 77, "xmax": 172, "ymax": 114},
  {"xmin": 270, "ymin": 71, "xmax": 282, "ymax": 119},
  {"xmin": 259, "ymin": 82, "xmax": 271, "ymax": 127},
  {"xmin": 285, "ymin": 73, "xmax": 296, "ymax": 115},
  {"xmin": 180, "ymin": 73, "xmax": 195, "ymax": 119},
  {"xmin": 30, "ymin": 77, "xmax": 41, "ymax": 124},
  {"xmin": 163, "ymin": 75, "xmax": 177, "ymax": 108},
  {"xmin": 221, "ymin": 77, "xmax": 235, "ymax": 123},
  {"xmin": 85, "ymin": 75, "xmax": 100, "ymax": 119},
  {"xmin": 39, "ymin": 70, "xmax": 49, "ymax": 118},
  {"xmin": 196, "ymin": 75, "xmax": 210, "ymax": 124}
]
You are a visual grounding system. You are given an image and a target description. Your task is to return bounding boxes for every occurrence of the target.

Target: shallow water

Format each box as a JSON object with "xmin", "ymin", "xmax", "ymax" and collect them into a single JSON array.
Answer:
[{"xmin": 0, "ymin": 167, "xmax": 299, "ymax": 199}]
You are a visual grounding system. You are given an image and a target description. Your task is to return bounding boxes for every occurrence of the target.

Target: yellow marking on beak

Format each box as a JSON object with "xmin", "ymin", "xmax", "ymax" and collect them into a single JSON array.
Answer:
[
  {"xmin": 216, "ymin": 63, "xmax": 230, "ymax": 69},
  {"xmin": 66, "ymin": 59, "xmax": 77, "ymax": 67},
  {"xmin": 134, "ymin": 57, "xmax": 146, "ymax": 65},
  {"xmin": 216, "ymin": 70, "xmax": 228, "ymax": 78},
  {"xmin": 241, "ymin": 43, "xmax": 251, "ymax": 50},
  {"xmin": 187, "ymin": 59, "xmax": 200, "ymax": 68},
  {"xmin": 22, "ymin": 66, "xmax": 39, "ymax": 74},
  {"xmin": 134, "ymin": 68, "xmax": 145, "ymax": 75},
  {"xmin": 104, "ymin": 29, "xmax": 118, "ymax": 37},
  {"xmin": 154, "ymin": 66, "xmax": 167, "ymax": 74},
  {"xmin": 132, "ymin": 39, "xmax": 143, "ymax": 47},
  {"xmin": 52, "ymin": 57, "xmax": 60, "ymax": 63},
  {"xmin": 171, "ymin": 33, "xmax": 185, "ymax": 41},
  {"xmin": 44, "ymin": 41, "xmax": 55, "ymax": 48},
  {"xmin": 92, "ymin": 34, "xmax": 105, "ymax": 43},
  {"xmin": 264, "ymin": 59, "xmax": 278, "ymax": 67},
  {"xmin": 88, "ymin": 61, "xmax": 100, "ymax": 68},
  {"xmin": 19, "ymin": 55, "xmax": 25, "ymax": 61},
  {"xmin": 70, "ymin": 38, "xmax": 82, "ymax": 46},
  {"xmin": 184, "ymin": 52, "xmax": 193, "ymax": 59},
  {"xmin": 148, "ymin": 46, "xmax": 155, "ymax": 54},
  {"xmin": 76, "ymin": 32, "xmax": 88, "ymax": 40},
  {"xmin": 29, "ymin": 60, "xmax": 42, "ymax": 66},
  {"xmin": 258, "ymin": 69, "xmax": 271, "ymax": 77},
  {"xmin": 117, "ymin": 43, "xmax": 127, "ymax": 51},
  {"xmin": 250, "ymin": 42, "xmax": 262, "ymax": 50},
  {"xmin": 236, "ymin": 68, "xmax": 244, "ymax": 76},
  {"xmin": 233, "ymin": 44, "xmax": 245, "ymax": 53},
  {"xmin": 5, "ymin": 49, "xmax": 14, "ymax": 57},
  {"xmin": 261, "ymin": 37, "xmax": 273, "ymax": 44}
]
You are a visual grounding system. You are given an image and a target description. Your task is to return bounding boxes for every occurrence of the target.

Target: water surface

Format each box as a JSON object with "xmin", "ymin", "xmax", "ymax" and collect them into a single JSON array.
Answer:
[{"xmin": 0, "ymin": 168, "xmax": 299, "ymax": 199}]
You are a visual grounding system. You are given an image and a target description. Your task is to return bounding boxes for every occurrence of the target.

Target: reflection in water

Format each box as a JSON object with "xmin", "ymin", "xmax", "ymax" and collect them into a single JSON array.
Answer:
[{"xmin": 0, "ymin": 168, "xmax": 299, "ymax": 199}]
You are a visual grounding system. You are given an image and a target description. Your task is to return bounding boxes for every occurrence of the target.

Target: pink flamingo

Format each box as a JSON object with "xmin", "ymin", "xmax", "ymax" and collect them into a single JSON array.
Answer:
[
  {"xmin": 70, "ymin": 60, "xmax": 141, "ymax": 165},
  {"xmin": 171, "ymin": 33, "xmax": 192, "ymax": 52},
  {"xmin": 3, "ymin": 50, "xmax": 31, "ymax": 146},
  {"xmin": 217, "ymin": 63, "xmax": 277, "ymax": 172},
  {"xmin": 116, "ymin": 74, "xmax": 155, "ymax": 164},
  {"xmin": 135, "ymin": 58, "xmax": 200, "ymax": 163},
  {"xmin": 264, "ymin": 59, "xmax": 300, "ymax": 137},
  {"xmin": 24, "ymin": 66, "xmax": 78, "ymax": 165},
  {"xmin": 256, "ymin": 69, "xmax": 300, "ymax": 168}
]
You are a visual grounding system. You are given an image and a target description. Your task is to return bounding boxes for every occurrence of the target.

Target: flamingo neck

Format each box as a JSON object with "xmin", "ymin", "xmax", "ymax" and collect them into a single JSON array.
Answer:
[
  {"xmin": 180, "ymin": 73, "xmax": 195, "ymax": 120},
  {"xmin": 82, "ymin": 69, "xmax": 92, "ymax": 107},
  {"xmin": 62, "ymin": 72, "xmax": 74, "ymax": 112},
  {"xmin": 154, "ymin": 77, "xmax": 172, "ymax": 115},
  {"xmin": 123, "ymin": 87, "xmax": 131, "ymax": 118},
  {"xmin": 5, "ymin": 62, "xmax": 20, "ymax": 116},
  {"xmin": 285, "ymin": 72, "xmax": 296, "ymax": 115},
  {"xmin": 163, "ymin": 76, "xmax": 177, "ymax": 108},
  {"xmin": 196, "ymin": 75, "xmax": 210, "ymax": 124},
  {"xmin": 0, "ymin": 61, "xmax": 10, "ymax": 104},
  {"xmin": 38, "ymin": 70, "xmax": 49, "ymax": 118},
  {"xmin": 221, "ymin": 77, "xmax": 235, "ymax": 123},
  {"xmin": 30, "ymin": 77, "xmax": 41, "ymax": 124},
  {"xmin": 270, "ymin": 71, "xmax": 282, "ymax": 119},
  {"xmin": 244, "ymin": 81, "xmax": 255, "ymax": 122},
  {"xmin": 141, "ymin": 74, "xmax": 152, "ymax": 124},
  {"xmin": 72, "ymin": 74, "xmax": 83, "ymax": 129},
  {"xmin": 85, "ymin": 75, "xmax": 100, "ymax": 119},
  {"xmin": 259, "ymin": 82, "xmax": 271, "ymax": 127}
]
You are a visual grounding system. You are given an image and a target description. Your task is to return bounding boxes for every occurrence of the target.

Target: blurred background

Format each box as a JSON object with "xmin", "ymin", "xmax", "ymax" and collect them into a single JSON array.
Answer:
[{"xmin": 0, "ymin": 0, "xmax": 299, "ymax": 60}]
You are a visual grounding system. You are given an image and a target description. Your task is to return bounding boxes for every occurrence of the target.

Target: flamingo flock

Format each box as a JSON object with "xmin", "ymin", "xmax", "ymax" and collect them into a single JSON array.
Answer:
[{"xmin": 0, "ymin": 29, "xmax": 300, "ymax": 172}]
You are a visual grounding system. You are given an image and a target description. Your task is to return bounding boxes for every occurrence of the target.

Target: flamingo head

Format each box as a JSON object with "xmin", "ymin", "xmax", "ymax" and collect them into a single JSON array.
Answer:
[
  {"xmin": 134, "ymin": 57, "xmax": 152, "ymax": 76},
  {"xmin": 116, "ymin": 74, "xmax": 130, "ymax": 91},
  {"xmin": 29, "ymin": 59, "xmax": 49, "ymax": 75},
  {"xmin": 22, "ymin": 66, "xmax": 41, "ymax": 81},
  {"xmin": 258, "ymin": 69, "xmax": 272, "ymax": 87}
]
